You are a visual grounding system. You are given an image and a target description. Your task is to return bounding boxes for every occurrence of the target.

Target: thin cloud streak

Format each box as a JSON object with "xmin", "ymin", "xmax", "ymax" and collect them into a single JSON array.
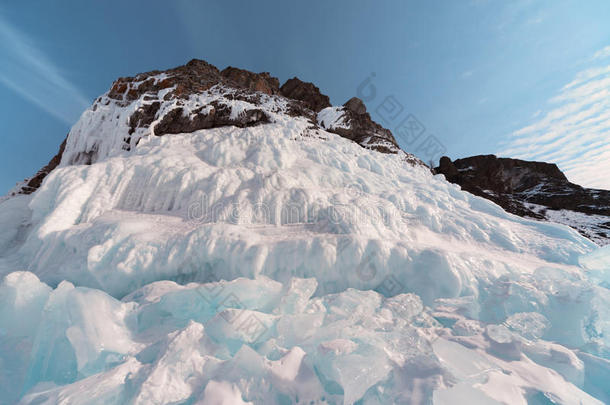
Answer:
[
  {"xmin": 499, "ymin": 46, "xmax": 610, "ymax": 190},
  {"xmin": 0, "ymin": 15, "xmax": 90, "ymax": 125},
  {"xmin": 592, "ymin": 45, "xmax": 610, "ymax": 61}
]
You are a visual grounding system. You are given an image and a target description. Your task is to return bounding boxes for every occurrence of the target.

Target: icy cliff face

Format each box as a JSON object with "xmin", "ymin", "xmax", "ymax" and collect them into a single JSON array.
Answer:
[{"xmin": 1, "ymin": 61, "xmax": 609, "ymax": 404}]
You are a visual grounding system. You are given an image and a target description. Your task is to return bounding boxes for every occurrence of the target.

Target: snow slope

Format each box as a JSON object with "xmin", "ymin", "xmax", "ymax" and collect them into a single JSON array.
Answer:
[
  {"xmin": 526, "ymin": 202, "xmax": 610, "ymax": 247},
  {"xmin": 1, "ymin": 75, "xmax": 609, "ymax": 404}
]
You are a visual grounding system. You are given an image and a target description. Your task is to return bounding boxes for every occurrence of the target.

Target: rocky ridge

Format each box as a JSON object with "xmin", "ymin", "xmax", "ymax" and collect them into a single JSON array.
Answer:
[{"xmin": 435, "ymin": 154, "xmax": 610, "ymax": 245}]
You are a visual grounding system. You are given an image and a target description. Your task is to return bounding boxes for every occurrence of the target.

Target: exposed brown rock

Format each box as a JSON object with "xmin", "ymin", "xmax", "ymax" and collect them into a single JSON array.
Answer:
[
  {"xmin": 108, "ymin": 59, "xmax": 283, "ymax": 102},
  {"xmin": 220, "ymin": 66, "xmax": 280, "ymax": 95},
  {"xmin": 280, "ymin": 77, "xmax": 331, "ymax": 112},
  {"xmin": 435, "ymin": 155, "xmax": 570, "ymax": 197},
  {"xmin": 110, "ymin": 60, "xmax": 402, "ymax": 157},
  {"xmin": 343, "ymin": 97, "xmax": 367, "ymax": 115},
  {"xmin": 324, "ymin": 97, "xmax": 400, "ymax": 154},
  {"xmin": 128, "ymin": 102, "xmax": 161, "ymax": 135},
  {"xmin": 108, "ymin": 59, "xmax": 224, "ymax": 102},
  {"xmin": 154, "ymin": 102, "xmax": 270, "ymax": 136},
  {"xmin": 18, "ymin": 136, "xmax": 67, "ymax": 194},
  {"xmin": 108, "ymin": 59, "xmax": 284, "ymax": 103}
]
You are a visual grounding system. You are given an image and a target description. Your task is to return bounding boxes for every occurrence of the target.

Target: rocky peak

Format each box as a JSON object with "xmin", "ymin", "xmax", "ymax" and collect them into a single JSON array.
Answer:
[
  {"xmin": 317, "ymin": 96, "xmax": 400, "ymax": 155},
  {"xmin": 220, "ymin": 66, "xmax": 280, "ymax": 95},
  {"xmin": 343, "ymin": 97, "xmax": 367, "ymax": 115},
  {"xmin": 279, "ymin": 77, "xmax": 331, "ymax": 112},
  {"xmin": 104, "ymin": 60, "xmax": 407, "ymax": 158},
  {"xmin": 437, "ymin": 156, "xmax": 458, "ymax": 179},
  {"xmin": 90, "ymin": 60, "xmax": 410, "ymax": 160},
  {"xmin": 108, "ymin": 59, "xmax": 282, "ymax": 102}
]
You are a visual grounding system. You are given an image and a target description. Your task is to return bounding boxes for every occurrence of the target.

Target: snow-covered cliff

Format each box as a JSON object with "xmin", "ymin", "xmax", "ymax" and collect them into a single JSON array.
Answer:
[{"xmin": 1, "ymin": 60, "xmax": 609, "ymax": 404}]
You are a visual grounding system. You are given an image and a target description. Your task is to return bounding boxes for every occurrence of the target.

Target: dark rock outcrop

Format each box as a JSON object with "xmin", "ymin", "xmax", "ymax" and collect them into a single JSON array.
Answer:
[
  {"xmin": 437, "ymin": 156, "xmax": 458, "ymax": 180},
  {"xmin": 13, "ymin": 136, "xmax": 67, "ymax": 195},
  {"xmin": 154, "ymin": 103, "xmax": 270, "ymax": 136},
  {"xmin": 436, "ymin": 154, "xmax": 610, "ymax": 244},
  {"xmin": 324, "ymin": 97, "xmax": 400, "ymax": 155},
  {"xmin": 129, "ymin": 102, "xmax": 161, "ymax": 135},
  {"xmin": 108, "ymin": 59, "xmax": 283, "ymax": 102},
  {"xmin": 344, "ymin": 97, "xmax": 367, "ymax": 115},
  {"xmin": 280, "ymin": 77, "xmax": 331, "ymax": 112},
  {"xmin": 220, "ymin": 66, "xmax": 280, "ymax": 95}
]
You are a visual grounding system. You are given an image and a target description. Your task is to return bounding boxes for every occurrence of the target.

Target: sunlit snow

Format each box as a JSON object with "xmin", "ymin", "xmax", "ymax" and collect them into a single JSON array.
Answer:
[{"xmin": 0, "ymin": 84, "xmax": 609, "ymax": 404}]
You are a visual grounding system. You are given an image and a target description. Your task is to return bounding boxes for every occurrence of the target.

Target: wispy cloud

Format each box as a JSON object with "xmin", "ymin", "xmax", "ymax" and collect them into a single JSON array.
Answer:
[
  {"xmin": 592, "ymin": 45, "xmax": 610, "ymax": 61},
  {"xmin": 0, "ymin": 14, "xmax": 90, "ymax": 125},
  {"xmin": 499, "ymin": 46, "xmax": 610, "ymax": 190}
]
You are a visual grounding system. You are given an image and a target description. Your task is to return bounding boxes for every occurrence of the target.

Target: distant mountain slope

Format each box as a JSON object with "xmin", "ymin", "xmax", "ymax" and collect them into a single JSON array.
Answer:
[{"xmin": 436, "ymin": 154, "xmax": 610, "ymax": 245}]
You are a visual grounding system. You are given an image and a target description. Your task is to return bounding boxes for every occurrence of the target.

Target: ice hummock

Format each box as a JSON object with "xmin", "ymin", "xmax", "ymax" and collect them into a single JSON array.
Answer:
[
  {"xmin": 2, "ymin": 273, "xmax": 606, "ymax": 404},
  {"xmin": 0, "ymin": 80, "xmax": 609, "ymax": 403}
]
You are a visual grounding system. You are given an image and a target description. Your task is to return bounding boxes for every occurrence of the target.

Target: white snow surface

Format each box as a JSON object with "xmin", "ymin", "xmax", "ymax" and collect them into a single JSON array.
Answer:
[
  {"xmin": 525, "ymin": 202, "xmax": 610, "ymax": 247},
  {"xmin": 317, "ymin": 106, "xmax": 350, "ymax": 131},
  {"xmin": 1, "ymin": 86, "xmax": 609, "ymax": 404}
]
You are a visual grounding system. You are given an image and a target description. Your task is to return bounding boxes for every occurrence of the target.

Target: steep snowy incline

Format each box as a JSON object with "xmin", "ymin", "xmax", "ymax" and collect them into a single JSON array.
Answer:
[
  {"xmin": 2, "ymin": 123, "xmax": 596, "ymax": 299},
  {"xmin": 0, "ymin": 60, "xmax": 609, "ymax": 404}
]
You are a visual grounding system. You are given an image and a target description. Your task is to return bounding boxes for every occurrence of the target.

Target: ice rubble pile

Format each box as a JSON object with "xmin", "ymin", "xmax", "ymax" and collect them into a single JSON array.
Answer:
[
  {"xmin": 0, "ymin": 61, "xmax": 609, "ymax": 404},
  {"xmin": 2, "ymin": 269, "xmax": 609, "ymax": 404}
]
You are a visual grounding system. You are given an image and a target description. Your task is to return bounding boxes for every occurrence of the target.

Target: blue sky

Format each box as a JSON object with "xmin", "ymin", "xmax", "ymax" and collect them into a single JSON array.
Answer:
[{"xmin": 1, "ymin": 0, "xmax": 610, "ymax": 193}]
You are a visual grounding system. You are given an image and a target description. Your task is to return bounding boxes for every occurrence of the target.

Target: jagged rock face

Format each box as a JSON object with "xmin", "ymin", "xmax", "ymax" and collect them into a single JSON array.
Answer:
[
  {"xmin": 107, "ymin": 60, "xmax": 402, "ymax": 158},
  {"xmin": 111, "ymin": 61, "xmax": 405, "ymax": 157},
  {"xmin": 344, "ymin": 97, "xmax": 367, "ymax": 115},
  {"xmin": 438, "ymin": 155, "xmax": 568, "ymax": 193},
  {"xmin": 436, "ymin": 154, "xmax": 610, "ymax": 245},
  {"xmin": 108, "ymin": 59, "xmax": 220, "ymax": 101},
  {"xmin": 154, "ymin": 102, "xmax": 270, "ymax": 136},
  {"xmin": 8, "ymin": 59, "xmax": 421, "ymax": 197},
  {"xmin": 107, "ymin": 59, "xmax": 281, "ymax": 102},
  {"xmin": 319, "ymin": 97, "xmax": 401, "ymax": 155},
  {"xmin": 279, "ymin": 77, "xmax": 331, "ymax": 112},
  {"xmin": 219, "ymin": 66, "xmax": 280, "ymax": 95}
]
